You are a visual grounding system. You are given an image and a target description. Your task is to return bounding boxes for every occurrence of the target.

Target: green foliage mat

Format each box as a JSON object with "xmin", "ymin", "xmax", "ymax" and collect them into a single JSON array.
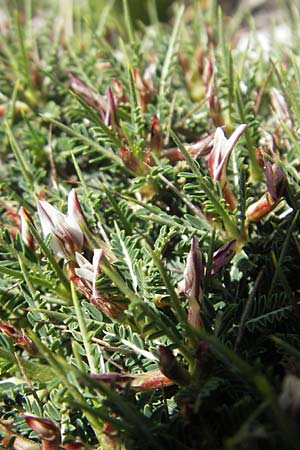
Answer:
[{"xmin": 1, "ymin": 0, "xmax": 300, "ymax": 449}]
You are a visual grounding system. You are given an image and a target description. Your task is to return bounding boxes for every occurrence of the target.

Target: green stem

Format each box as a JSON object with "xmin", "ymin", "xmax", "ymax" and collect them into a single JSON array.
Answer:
[
  {"xmin": 18, "ymin": 254, "xmax": 36, "ymax": 300},
  {"xmin": 0, "ymin": 265, "xmax": 53, "ymax": 289},
  {"xmin": 71, "ymin": 282, "xmax": 97, "ymax": 373},
  {"xmin": 42, "ymin": 116, "xmax": 123, "ymax": 159},
  {"xmin": 5, "ymin": 123, "xmax": 37, "ymax": 196},
  {"xmin": 235, "ymin": 86, "xmax": 261, "ymax": 181},
  {"xmin": 29, "ymin": 332, "xmax": 103, "ymax": 441}
]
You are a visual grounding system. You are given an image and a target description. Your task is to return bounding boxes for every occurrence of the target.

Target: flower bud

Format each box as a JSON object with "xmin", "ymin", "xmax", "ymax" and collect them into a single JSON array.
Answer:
[
  {"xmin": 119, "ymin": 147, "xmax": 141, "ymax": 174},
  {"xmin": 159, "ymin": 346, "xmax": 190, "ymax": 386},
  {"xmin": 0, "ymin": 419, "xmax": 41, "ymax": 450},
  {"xmin": 246, "ymin": 192, "xmax": 275, "ymax": 222},
  {"xmin": 149, "ymin": 115, "xmax": 163, "ymax": 156},
  {"xmin": 69, "ymin": 73, "xmax": 103, "ymax": 113},
  {"xmin": 19, "ymin": 207, "xmax": 35, "ymax": 251},
  {"xmin": 0, "ymin": 323, "xmax": 37, "ymax": 355},
  {"xmin": 211, "ymin": 240, "xmax": 236, "ymax": 274},
  {"xmin": 183, "ymin": 237, "xmax": 204, "ymax": 328},
  {"xmin": 265, "ymin": 160, "xmax": 285, "ymax": 202},
  {"xmin": 133, "ymin": 68, "xmax": 153, "ymax": 112},
  {"xmin": 24, "ymin": 414, "xmax": 61, "ymax": 449},
  {"xmin": 111, "ymin": 79, "xmax": 128, "ymax": 103}
]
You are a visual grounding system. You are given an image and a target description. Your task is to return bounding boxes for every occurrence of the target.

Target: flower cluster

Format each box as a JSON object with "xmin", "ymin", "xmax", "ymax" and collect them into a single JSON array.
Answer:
[{"xmin": 19, "ymin": 189, "xmax": 125, "ymax": 319}]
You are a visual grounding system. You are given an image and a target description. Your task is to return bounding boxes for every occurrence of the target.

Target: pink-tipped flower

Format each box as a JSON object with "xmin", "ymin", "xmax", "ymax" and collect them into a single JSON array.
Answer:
[
  {"xmin": 37, "ymin": 189, "xmax": 86, "ymax": 260},
  {"xmin": 159, "ymin": 346, "xmax": 190, "ymax": 386},
  {"xmin": 0, "ymin": 419, "xmax": 41, "ymax": 450},
  {"xmin": 208, "ymin": 124, "xmax": 246, "ymax": 209},
  {"xmin": 149, "ymin": 115, "xmax": 163, "ymax": 156},
  {"xmin": 92, "ymin": 369, "xmax": 174, "ymax": 391},
  {"xmin": 246, "ymin": 151, "xmax": 285, "ymax": 222},
  {"xmin": 111, "ymin": 79, "xmax": 128, "ymax": 103},
  {"xmin": 265, "ymin": 159, "xmax": 285, "ymax": 202},
  {"xmin": 211, "ymin": 240, "xmax": 236, "ymax": 274},
  {"xmin": 69, "ymin": 72, "xmax": 103, "ymax": 112},
  {"xmin": 119, "ymin": 147, "xmax": 141, "ymax": 174},
  {"xmin": 69, "ymin": 73, "xmax": 117, "ymax": 127},
  {"xmin": 19, "ymin": 207, "xmax": 35, "ymax": 251},
  {"xmin": 246, "ymin": 192, "xmax": 276, "ymax": 222},
  {"xmin": 183, "ymin": 236, "xmax": 204, "ymax": 328},
  {"xmin": 205, "ymin": 60, "xmax": 224, "ymax": 127},
  {"xmin": 133, "ymin": 68, "xmax": 154, "ymax": 112},
  {"xmin": 0, "ymin": 323, "xmax": 37, "ymax": 355},
  {"xmin": 74, "ymin": 249, "xmax": 103, "ymax": 300},
  {"xmin": 73, "ymin": 250, "xmax": 126, "ymax": 319},
  {"xmin": 24, "ymin": 414, "xmax": 61, "ymax": 449},
  {"xmin": 208, "ymin": 124, "xmax": 246, "ymax": 187}
]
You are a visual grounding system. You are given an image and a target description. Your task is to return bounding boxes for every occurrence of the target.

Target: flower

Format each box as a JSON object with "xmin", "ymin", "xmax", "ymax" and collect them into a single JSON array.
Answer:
[
  {"xmin": 183, "ymin": 236, "xmax": 204, "ymax": 328},
  {"xmin": 149, "ymin": 115, "xmax": 163, "ymax": 156},
  {"xmin": 208, "ymin": 124, "xmax": 246, "ymax": 188},
  {"xmin": 208, "ymin": 124, "xmax": 246, "ymax": 209},
  {"xmin": 69, "ymin": 73, "xmax": 117, "ymax": 127},
  {"xmin": 0, "ymin": 323, "xmax": 37, "ymax": 355},
  {"xmin": 24, "ymin": 414, "xmax": 61, "ymax": 448},
  {"xmin": 133, "ymin": 68, "xmax": 154, "ymax": 112},
  {"xmin": 37, "ymin": 189, "xmax": 86, "ymax": 260},
  {"xmin": 19, "ymin": 207, "xmax": 35, "ymax": 251},
  {"xmin": 246, "ymin": 150, "xmax": 285, "ymax": 222},
  {"xmin": 159, "ymin": 346, "xmax": 190, "ymax": 386},
  {"xmin": 74, "ymin": 248, "xmax": 103, "ymax": 300},
  {"xmin": 91, "ymin": 369, "xmax": 174, "ymax": 391},
  {"xmin": 211, "ymin": 240, "xmax": 236, "ymax": 274},
  {"xmin": 73, "ymin": 249, "xmax": 126, "ymax": 319}
]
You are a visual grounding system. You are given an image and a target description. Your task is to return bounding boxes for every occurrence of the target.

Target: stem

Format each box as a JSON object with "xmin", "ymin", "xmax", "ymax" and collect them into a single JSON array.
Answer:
[
  {"xmin": 42, "ymin": 116, "xmax": 124, "ymax": 159},
  {"xmin": 70, "ymin": 281, "xmax": 97, "ymax": 373},
  {"xmin": 6, "ymin": 123, "xmax": 37, "ymax": 196},
  {"xmin": 29, "ymin": 332, "xmax": 103, "ymax": 442},
  {"xmin": 18, "ymin": 254, "xmax": 36, "ymax": 300},
  {"xmin": 0, "ymin": 265, "xmax": 53, "ymax": 289}
]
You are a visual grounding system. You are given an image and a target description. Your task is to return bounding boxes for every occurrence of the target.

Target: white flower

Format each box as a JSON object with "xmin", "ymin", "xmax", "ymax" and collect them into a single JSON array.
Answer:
[
  {"xmin": 74, "ymin": 249, "xmax": 103, "ymax": 300},
  {"xmin": 208, "ymin": 124, "xmax": 246, "ymax": 187},
  {"xmin": 37, "ymin": 189, "xmax": 86, "ymax": 260}
]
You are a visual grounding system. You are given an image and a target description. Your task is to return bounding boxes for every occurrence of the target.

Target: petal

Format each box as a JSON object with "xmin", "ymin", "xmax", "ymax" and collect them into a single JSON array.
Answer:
[
  {"xmin": 214, "ymin": 124, "xmax": 246, "ymax": 182},
  {"xmin": 75, "ymin": 266, "xmax": 94, "ymax": 283},
  {"xmin": 183, "ymin": 237, "xmax": 203, "ymax": 303},
  {"xmin": 208, "ymin": 127, "xmax": 227, "ymax": 180},
  {"xmin": 75, "ymin": 251, "xmax": 92, "ymax": 269},
  {"xmin": 50, "ymin": 234, "xmax": 67, "ymax": 259},
  {"xmin": 24, "ymin": 413, "xmax": 61, "ymax": 442},
  {"xmin": 92, "ymin": 249, "xmax": 104, "ymax": 299},
  {"xmin": 67, "ymin": 189, "xmax": 85, "ymax": 249},
  {"xmin": 67, "ymin": 189, "xmax": 87, "ymax": 228},
  {"xmin": 37, "ymin": 200, "xmax": 65, "ymax": 237},
  {"xmin": 19, "ymin": 207, "xmax": 34, "ymax": 250},
  {"xmin": 67, "ymin": 224, "xmax": 84, "ymax": 250}
]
